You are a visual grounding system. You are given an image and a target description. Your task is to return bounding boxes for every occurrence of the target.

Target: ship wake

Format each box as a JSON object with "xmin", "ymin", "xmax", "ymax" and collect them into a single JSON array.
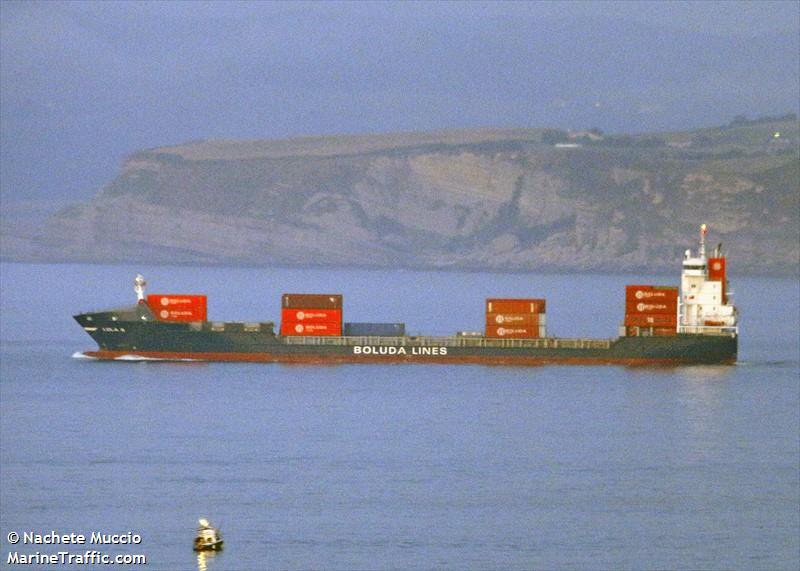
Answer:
[
  {"xmin": 71, "ymin": 351, "xmax": 97, "ymax": 360},
  {"xmin": 72, "ymin": 351, "xmax": 201, "ymax": 362}
]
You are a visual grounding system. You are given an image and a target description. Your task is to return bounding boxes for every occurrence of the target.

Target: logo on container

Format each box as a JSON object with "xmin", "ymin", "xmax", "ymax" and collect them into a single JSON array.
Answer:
[
  {"xmin": 159, "ymin": 296, "xmax": 195, "ymax": 306},
  {"xmin": 294, "ymin": 324, "xmax": 305, "ymax": 333},
  {"xmin": 635, "ymin": 302, "xmax": 669, "ymax": 312},
  {"xmin": 297, "ymin": 311, "xmax": 305, "ymax": 320},
  {"xmin": 495, "ymin": 315, "xmax": 505, "ymax": 324},
  {"xmin": 160, "ymin": 310, "xmax": 169, "ymax": 319},
  {"xmin": 634, "ymin": 290, "xmax": 670, "ymax": 300}
]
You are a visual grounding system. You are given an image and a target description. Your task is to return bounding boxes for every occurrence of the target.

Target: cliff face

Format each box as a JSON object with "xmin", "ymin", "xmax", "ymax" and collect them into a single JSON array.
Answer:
[{"xmin": 8, "ymin": 122, "xmax": 800, "ymax": 274}]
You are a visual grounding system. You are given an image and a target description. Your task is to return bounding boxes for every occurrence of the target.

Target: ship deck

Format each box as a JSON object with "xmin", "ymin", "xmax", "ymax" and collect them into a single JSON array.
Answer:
[{"xmin": 281, "ymin": 334, "xmax": 616, "ymax": 350}]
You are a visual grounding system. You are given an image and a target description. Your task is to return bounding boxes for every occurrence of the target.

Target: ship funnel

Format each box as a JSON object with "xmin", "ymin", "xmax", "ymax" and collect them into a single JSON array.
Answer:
[{"xmin": 134, "ymin": 274, "xmax": 147, "ymax": 302}]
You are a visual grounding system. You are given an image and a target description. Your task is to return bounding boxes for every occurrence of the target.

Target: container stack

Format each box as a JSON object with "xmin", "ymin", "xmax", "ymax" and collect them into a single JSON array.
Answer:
[
  {"xmin": 280, "ymin": 294, "xmax": 343, "ymax": 336},
  {"xmin": 623, "ymin": 285, "xmax": 678, "ymax": 336},
  {"xmin": 146, "ymin": 294, "xmax": 207, "ymax": 322},
  {"xmin": 485, "ymin": 298, "xmax": 547, "ymax": 338}
]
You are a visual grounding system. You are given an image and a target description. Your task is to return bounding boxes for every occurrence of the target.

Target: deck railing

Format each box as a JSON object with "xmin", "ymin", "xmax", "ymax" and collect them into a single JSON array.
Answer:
[
  {"xmin": 676, "ymin": 325, "xmax": 738, "ymax": 337},
  {"xmin": 281, "ymin": 335, "xmax": 613, "ymax": 350}
]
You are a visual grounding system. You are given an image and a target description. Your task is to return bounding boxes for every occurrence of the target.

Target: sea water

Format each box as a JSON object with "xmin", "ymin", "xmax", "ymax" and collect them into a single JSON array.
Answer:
[{"xmin": 1, "ymin": 263, "xmax": 798, "ymax": 570}]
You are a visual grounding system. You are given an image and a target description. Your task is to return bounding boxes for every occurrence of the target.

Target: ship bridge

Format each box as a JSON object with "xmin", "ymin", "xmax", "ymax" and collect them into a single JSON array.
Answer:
[{"xmin": 678, "ymin": 224, "xmax": 738, "ymax": 336}]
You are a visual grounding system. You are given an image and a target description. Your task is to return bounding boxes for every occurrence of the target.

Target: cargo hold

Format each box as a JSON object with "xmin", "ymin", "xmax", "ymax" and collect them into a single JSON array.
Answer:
[{"xmin": 344, "ymin": 322, "xmax": 405, "ymax": 336}]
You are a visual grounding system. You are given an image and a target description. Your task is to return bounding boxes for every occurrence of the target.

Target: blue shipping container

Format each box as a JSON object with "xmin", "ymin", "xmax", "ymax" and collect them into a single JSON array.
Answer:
[{"xmin": 344, "ymin": 322, "xmax": 405, "ymax": 336}]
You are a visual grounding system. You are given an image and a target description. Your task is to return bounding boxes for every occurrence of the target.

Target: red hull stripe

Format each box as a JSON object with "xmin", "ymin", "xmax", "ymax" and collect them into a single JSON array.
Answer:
[{"xmin": 81, "ymin": 350, "xmax": 734, "ymax": 367}]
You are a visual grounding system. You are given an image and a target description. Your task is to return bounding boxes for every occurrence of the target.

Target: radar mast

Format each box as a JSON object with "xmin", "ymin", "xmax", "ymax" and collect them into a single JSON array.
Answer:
[{"xmin": 134, "ymin": 274, "xmax": 147, "ymax": 303}]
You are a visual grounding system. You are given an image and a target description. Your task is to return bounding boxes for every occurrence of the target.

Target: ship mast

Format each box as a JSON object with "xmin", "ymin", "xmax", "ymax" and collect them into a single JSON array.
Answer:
[
  {"xmin": 134, "ymin": 274, "xmax": 147, "ymax": 303},
  {"xmin": 698, "ymin": 223, "xmax": 707, "ymax": 260}
]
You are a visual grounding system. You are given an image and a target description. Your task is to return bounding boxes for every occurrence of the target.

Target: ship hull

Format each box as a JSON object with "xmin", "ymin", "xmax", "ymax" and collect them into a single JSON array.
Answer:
[
  {"xmin": 80, "ymin": 349, "xmax": 736, "ymax": 366},
  {"xmin": 74, "ymin": 309, "xmax": 737, "ymax": 366}
]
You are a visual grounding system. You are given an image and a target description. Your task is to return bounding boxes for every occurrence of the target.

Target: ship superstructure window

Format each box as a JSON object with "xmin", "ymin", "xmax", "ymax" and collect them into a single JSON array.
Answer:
[{"xmin": 684, "ymin": 265, "xmax": 706, "ymax": 270}]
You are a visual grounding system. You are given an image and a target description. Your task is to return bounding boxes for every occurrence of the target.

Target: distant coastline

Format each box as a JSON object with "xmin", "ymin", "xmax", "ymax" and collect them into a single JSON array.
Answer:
[{"xmin": 2, "ymin": 118, "xmax": 798, "ymax": 276}]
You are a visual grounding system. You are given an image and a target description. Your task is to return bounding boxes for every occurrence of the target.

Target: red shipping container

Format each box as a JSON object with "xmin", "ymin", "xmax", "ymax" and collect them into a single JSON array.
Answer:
[
  {"xmin": 486, "ymin": 298, "xmax": 546, "ymax": 313},
  {"xmin": 280, "ymin": 321, "xmax": 342, "ymax": 336},
  {"xmin": 708, "ymin": 257, "xmax": 727, "ymax": 302},
  {"xmin": 624, "ymin": 314, "xmax": 677, "ymax": 327},
  {"xmin": 653, "ymin": 327, "xmax": 677, "ymax": 336},
  {"xmin": 625, "ymin": 286, "xmax": 678, "ymax": 301},
  {"xmin": 486, "ymin": 313, "xmax": 542, "ymax": 326},
  {"xmin": 147, "ymin": 294, "xmax": 207, "ymax": 322},
  {"xmin": 485, "ymin": 324, "xmax": 542, "ymax": 338},
  {"xmin": 281, "ymin": 308, "xmax": 342, "ymax": 323},
  {"xmin": 282, "ymin": 294, "xmax": 342, "ymax": 309},
  {"xmin": 624, "ymin": 300, "xmax": 678, "ymax": 315}
]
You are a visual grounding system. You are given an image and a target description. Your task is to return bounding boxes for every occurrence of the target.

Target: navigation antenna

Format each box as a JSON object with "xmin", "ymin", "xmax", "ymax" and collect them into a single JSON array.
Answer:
[
  {"xmin": 134, "ymin": 274, "xmax": 147, "ymax": 303},
  {"xmin": 699, "ymin": 223, "xmax": 707, "ymax": 260}
]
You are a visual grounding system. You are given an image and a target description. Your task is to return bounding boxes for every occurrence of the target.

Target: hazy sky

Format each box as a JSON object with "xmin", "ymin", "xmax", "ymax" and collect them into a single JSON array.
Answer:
[{"xmin": 1, "ymin": 1, "xmax": 798, "ymax": 204}]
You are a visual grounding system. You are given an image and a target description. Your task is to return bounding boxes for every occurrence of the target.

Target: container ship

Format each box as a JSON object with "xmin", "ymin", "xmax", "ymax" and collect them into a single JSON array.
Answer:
[{"xmin": 74, "ymin": 225, "xmax": 738, "ymax": 366}]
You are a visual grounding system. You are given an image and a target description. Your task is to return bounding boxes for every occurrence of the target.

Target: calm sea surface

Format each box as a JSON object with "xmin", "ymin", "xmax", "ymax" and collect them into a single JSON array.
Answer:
[{"xmin": 1, "ymin": 263, "xmax": 798, "ymax": 570}]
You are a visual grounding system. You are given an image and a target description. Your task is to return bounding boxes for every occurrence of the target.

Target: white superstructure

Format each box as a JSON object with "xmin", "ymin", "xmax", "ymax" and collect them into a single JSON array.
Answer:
[{"xmin": 678, "ymin": 224, "xmax": 738, "ymax": 335}]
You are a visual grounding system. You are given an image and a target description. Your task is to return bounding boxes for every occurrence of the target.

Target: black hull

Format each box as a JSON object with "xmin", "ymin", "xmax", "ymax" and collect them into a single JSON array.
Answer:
[
  {"xmin": 193, "ymin": 541, "xmax": 223, "ymax": 552},
  {"xmin": 74, "ymin": 306, "xmax": 737, "ymax": 366}
]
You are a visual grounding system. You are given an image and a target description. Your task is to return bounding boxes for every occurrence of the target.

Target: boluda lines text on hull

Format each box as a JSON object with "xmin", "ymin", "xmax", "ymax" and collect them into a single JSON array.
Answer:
[
  {"xmin": 73, "ymin": 225, "xmax": 738, "ymax": 367},
  {"xmin": 354, "ymin": 346, "xmax": 448, "ymax": 356}
]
